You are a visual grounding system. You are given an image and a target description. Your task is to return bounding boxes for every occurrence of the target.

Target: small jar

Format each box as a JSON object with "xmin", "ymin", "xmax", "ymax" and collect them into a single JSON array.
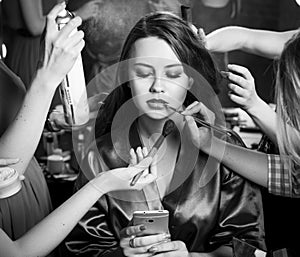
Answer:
[{"xmin": 0, "ymin": 167, "xmax": 22, "ymax": 199}]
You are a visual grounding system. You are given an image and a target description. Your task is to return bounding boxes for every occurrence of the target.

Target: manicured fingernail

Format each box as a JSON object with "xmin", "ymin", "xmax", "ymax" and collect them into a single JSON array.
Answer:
[
  {"xmin": 140, "ymin": 225, "xmax": 146, "ymax": 231},
  {"xmin": 148, "ymin": 247, "xmax": 157, "ymax": 253}
]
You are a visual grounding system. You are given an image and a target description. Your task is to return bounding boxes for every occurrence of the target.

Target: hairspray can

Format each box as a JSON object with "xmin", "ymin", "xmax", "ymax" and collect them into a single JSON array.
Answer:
[{"xmin": 56, "ymin": 9, "xmax": 89, "ymax": 126}]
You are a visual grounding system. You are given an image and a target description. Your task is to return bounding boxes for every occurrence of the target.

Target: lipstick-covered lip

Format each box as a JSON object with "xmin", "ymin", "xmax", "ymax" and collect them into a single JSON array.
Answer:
[{"xmin": 146, "ymin": 99, "xmax": 168, "ymax": 104}]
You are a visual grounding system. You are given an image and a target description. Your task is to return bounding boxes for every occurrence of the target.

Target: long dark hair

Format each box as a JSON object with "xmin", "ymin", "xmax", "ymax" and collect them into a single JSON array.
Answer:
[{"xmin": 95, "ymin": 12, "xmax": 221, "ymax": 139}]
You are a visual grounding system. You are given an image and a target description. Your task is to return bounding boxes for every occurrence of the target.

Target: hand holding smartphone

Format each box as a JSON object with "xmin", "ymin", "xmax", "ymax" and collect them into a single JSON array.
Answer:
[{"xmin": 133, "ymin": 210, "xmax": 169, "ymax": 235}]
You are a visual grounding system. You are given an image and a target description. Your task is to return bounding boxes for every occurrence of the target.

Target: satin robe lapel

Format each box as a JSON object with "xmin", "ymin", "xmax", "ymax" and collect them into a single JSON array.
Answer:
[{"xmin": 163, "ymin": 130, "xmax": 220, "ymax": 209}]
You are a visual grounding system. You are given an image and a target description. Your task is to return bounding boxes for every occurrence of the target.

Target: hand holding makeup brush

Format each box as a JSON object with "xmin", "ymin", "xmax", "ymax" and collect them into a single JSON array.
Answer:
[
  {"xmin": 181, "ymin": 101, "xmax": 216, "ymax": 150},
  {"xmin": 130, "ymin": 120, "xmax": 176, "ymax": 186}
]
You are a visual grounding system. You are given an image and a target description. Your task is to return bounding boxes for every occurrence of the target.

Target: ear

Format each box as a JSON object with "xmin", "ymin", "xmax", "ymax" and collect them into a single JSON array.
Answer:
[{"xmin": 188, "ymin": 77, "xmax": 194, "ymax": 90}]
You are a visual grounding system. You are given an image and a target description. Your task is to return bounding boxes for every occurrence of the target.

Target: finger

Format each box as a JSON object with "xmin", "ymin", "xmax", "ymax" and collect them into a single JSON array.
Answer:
[
  {"xmin": 61, "ymin": 39, "xmax": 85, "ymax": 61},
  {"xmin": 228, "ymin": 92, "xmax": 246, "ymax": 105},
  {"xmin": 142, "ymin": 147, "xmax": 148, "ymax": 157},
  {"xmin": 47, "ymin": 2, "xmax": 66, "ymax": 21},
  {"xmin": 129, "ymin": 148, "xmax": 137, "ymax": 165},
  {"xmin": 134, "ymin": 156, "xmax": 153, "ymax": 171},
  {"xmin": 183, "ymin": 101, "xmax": 199, "ymax": 112},
  {"xmin": 182, "ymin": 102, "xmax": 214, "ymax": 124},
  {"xmin": 149, "ymin": 157, "xmax": 157, "ymax": 177},
  {"xmin": 133, "ymin": 233, "xmax": 170, "ymax": 248},
  {"xmin": 122, "ymin": 243, "xmax": 153, "ymax": 257},
  {"xmin": 227, "ymin": 64, "xmax": 253, "ymax": 80},
  {"xmin": 227, "ymin": 83, "xmax": 247, "ymax": 97},
  {"xmin": 136, "ymin": 147, "xmax": 144, "ymax": 163},
  {"xmin": 120, "ymin": 225, "xmax": 146, "ymax": 238},
  {"xmin": 63, "ymin": 30, "xmax": 85, "ymax": 51},
  {"xmin": 184, "ymin": 115, "xmax": 200, "ymax": 135},
  {"xmin": 225, "ymin": 72, "xmax": 248, "ymax": 90},
  {"xmin": 55, "ymin": 16, "xmax": 83, "ymax": 44},
  {"xmin": 148, "ymin": 240, "xmax": 185, "ymax": 254},
  {"xmin": 46, "ymin": 2, "xmax": 66, "ymax": 34},
  {"xmin": 0, "ymin": 158, "xmax": 19, "ymax": 166},
  {"xmin": 19, "ymin": 175, "xmax": 25, "ymax": 181}
]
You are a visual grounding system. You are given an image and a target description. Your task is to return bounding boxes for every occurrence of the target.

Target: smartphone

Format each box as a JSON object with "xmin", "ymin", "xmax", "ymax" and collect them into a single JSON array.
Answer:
[{"xmin": 133, "ymin": 210, "xmax": 169, "ymax": 235}]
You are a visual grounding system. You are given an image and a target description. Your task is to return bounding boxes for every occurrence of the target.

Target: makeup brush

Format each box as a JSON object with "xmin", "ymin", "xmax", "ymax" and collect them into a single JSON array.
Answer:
[
  {"xmin": 130, "ymin": 119, "xmax": 176, "ymax": 186},
  {"xmin": 164, "ymin": 103, "xmax": 230, "ymax": 137}
]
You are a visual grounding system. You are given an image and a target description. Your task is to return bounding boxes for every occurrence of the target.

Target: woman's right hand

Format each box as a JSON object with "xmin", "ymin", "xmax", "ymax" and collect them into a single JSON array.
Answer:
[
  {"xmin": 120, "ymin": 224, "xmax": 170, "ymax": 257},
  {"xmin": 37, "ymin": 2, "xmax": 85, "ymax": 90},
  {"xmin": 182, "ymin": 101, "xmax": 215, "ymax": 150}
]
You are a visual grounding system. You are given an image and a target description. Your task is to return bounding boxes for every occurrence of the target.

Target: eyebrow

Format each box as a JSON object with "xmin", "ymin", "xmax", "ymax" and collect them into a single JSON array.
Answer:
[{"xmin": 133, "ymin": 63, "xmax": 183, "ymax": 68}]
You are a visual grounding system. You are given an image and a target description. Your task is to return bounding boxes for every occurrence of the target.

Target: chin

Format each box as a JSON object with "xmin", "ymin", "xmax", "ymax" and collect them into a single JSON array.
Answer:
[{"xmin": 144, "ymin": 110, "xmax": 169, "ymax": 120}]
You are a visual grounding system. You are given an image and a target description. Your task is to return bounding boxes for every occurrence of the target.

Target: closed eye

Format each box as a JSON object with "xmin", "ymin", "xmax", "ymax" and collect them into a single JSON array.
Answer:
[
  {"xmin": 165, "ymin": 71, "xmax": 182, "ymax": 79},
  {"xmin": 136, "ymin": 71, "xmax": 154, "ymax": 78}
]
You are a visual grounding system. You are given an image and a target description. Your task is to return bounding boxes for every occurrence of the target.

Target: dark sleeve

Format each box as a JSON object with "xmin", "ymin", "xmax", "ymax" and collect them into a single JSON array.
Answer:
[
  {"xmin": 64, "ymin": 151, "xmax": 124, "ymax": 257},
  {"xmin": 209, "ymin": 134, "xmax": 266, "ymax": 251},
  {"xmin": 210, "ymin": 162, "xmax": 266, "ymax": 252}
]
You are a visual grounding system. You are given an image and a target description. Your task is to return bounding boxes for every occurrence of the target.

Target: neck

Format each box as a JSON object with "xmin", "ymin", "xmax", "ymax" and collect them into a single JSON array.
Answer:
[
  {"xmin": 137, "ymin": 113, "xmax": 184, "ymax": 144},
  {"xmin": 138, "ymin": 115, "xmax": 165, "ymax": 138}
]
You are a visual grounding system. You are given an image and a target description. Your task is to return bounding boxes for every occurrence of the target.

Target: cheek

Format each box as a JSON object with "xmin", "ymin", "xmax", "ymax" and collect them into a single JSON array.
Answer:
[
  {"xmin": 168, "ymin": 79, "xmax": 189, "ymax": 101},
  {"xmin": 130, "ymin": 81, "xmax": 143, "ymax": 98}
]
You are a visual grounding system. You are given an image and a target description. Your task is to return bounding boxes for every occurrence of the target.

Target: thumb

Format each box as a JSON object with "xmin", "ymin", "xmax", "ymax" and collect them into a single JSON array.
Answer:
[
  {"xmin": 0, "ymin": 158, "xmax": 20, "ymax": 166},
  {"xmin": 46, "ymin": 2, "xmax": 66, "ymax": 33},
  {"xmin": 184, "ymin": 115, "xmax": 201, "ymax": 148},
  {"xmin": 47, "ymin": 1, "xmax": 66, "ymax": 21},
  {"xmin": 130, "ymin": 157, "xmax": 153, "ymax": 176}
]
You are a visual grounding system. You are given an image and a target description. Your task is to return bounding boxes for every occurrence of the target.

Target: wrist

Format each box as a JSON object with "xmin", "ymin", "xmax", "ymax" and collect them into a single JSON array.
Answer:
[
  {"xmin": 246, "ymin": 97, "xmax": 267, "ymax": 119},
  {"xmin": 89, "ymin": 172, "xmax": 112, "ymax": 195},
  {"xmin": 34, "ymin": 69, "xmax": 61, "ymax": 95}
]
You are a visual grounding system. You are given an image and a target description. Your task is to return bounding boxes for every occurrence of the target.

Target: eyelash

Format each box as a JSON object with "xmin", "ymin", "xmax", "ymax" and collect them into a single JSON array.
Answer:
[
  {"xmin": 135, "ymin": 72, "xmax": 182, "ymax": 79},
  {"xmin": 136, "ymin": 72, "xmax": 153, "ymax": 78}
]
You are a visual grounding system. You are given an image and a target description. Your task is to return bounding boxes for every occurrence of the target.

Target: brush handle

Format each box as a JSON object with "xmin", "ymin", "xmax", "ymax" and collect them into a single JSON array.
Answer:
[{"xmin": 130, "ymin": 134, "xmax": 166, "ymax": 186}]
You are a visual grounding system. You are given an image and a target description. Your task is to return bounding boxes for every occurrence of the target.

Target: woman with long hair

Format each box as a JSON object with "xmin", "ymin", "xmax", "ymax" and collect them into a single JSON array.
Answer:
[{"xmin": 66, "ymin": 12, "xmax": 265, "ymax": 256}]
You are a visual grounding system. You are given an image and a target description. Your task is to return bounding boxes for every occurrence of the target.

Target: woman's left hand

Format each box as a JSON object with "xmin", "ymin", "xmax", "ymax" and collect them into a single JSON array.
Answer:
[
  {"xmin": 148, "ymin": 240, "xmax": 190, "ymax": 257},
  {"xmin": 223, "ymin": 64, "xmax": 261, "ymax": 114},
  {"xmin": 181, "ymin": 101, "xmax": 215, "ymax": 150}
]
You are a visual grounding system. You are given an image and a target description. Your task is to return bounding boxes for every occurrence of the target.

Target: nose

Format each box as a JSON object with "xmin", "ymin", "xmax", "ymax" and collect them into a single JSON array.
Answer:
[{"xmin": 149, "ymin": 76, "xmax": 165, "ymax": 93}]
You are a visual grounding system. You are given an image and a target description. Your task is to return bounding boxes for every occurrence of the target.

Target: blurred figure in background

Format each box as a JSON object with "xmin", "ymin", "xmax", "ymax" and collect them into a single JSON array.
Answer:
[{"xmin": 1, "ymin": 0, "xmax": 99, "ymax": 89}]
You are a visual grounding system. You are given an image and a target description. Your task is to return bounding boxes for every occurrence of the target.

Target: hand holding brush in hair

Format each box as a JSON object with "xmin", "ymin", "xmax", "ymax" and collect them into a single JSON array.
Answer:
[{"xmin": 130, "ymin": 120, "xmax": 176, "ymax": 186}]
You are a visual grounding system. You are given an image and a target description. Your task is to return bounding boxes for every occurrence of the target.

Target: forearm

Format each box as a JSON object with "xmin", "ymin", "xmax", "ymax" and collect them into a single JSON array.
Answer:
[
  {"xmin": 15, "ymin": 174, "xmax": 110, "ymax": 257},
  {"xmin": 190, "ymin": 246, "xmax": 232, "ymax": 257},
  {"xmin": 246, "ymin": 98, "xmax": 277, "ymax": 143},
  {"xmin": 206, "ymin": 26, "xmax": 248, "ymax": 53},
  {"xmin": 207, "ymin": 26, "xmax": 297, "ymax": 59},
  {"xmin": 20, "ymin": 0, "xmax": 46, "ymax": 36},
  {"xmin": 202, "ymin": 137, "xmax": 268, "ymax": 188},
  {"xmin": 242, "ymin": 29, "xmax": 297, "ymax": 59},
  {"xmin": 0, "ymin": 71, "xmax": 56, "ymax": 174}
]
